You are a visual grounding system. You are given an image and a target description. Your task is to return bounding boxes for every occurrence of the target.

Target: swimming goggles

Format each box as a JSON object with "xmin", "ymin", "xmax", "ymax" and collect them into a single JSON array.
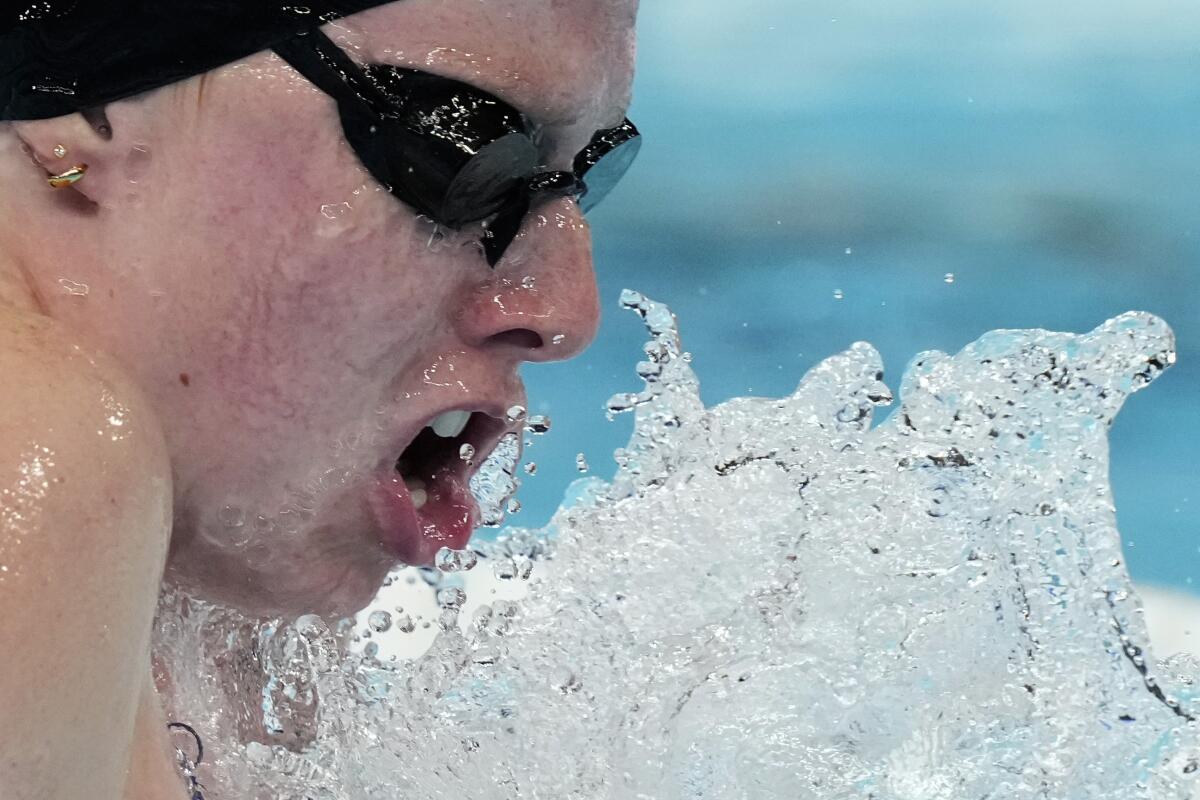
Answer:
[{"xmin": 272, "ymin": 28, "xmax": 642, "ymax": 266}]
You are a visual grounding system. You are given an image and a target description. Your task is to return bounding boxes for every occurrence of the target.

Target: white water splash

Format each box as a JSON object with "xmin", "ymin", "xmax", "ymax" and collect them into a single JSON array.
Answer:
[{"xmin": 154, "ymin": 292, "xmax": 1200, "ymax": 799}]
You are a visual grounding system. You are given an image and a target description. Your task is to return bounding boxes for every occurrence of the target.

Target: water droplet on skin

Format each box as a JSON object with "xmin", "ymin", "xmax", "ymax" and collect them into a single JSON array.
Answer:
[
  {"xmin": 57, "ymin": 278, "xmax": 89, "ymax": 297},
  {"xmin": 218, "ymin": 505, "xmax": 245, "ymax": 529},
  {"xmin": 576, "ymin": 453, "xmax": 590, "ymax": 473},
  {"xmin": 525, "ymin": 416, "xmax": 551, "ymax": 434},
  {"xmin": 506, "ymin": 405, "xmax": 527, "ymax": 423},
  {"xmin": 459, "ymin": 443, "xmax": 476, "ymax": 462},
  {"xmin": 368, "ymin": 610, "xmax": 392, "ymax": 633},
  {"xmin": 524, "ymin": 462, "xmax": 537, "ymax": 476},
  {"xmin": 833, "ymin": 289, "xmax": 845, "ymax": 300},
  {"xmin": 551, "ymin": 334, "xmax": 567, "ymax": 345},
  {"xmin": 125, "ymin": 143, "xmax": 152, "ymax": 184},
  {"xmin": 320, "ymin": 201, "xmax": 352, "ymax": 220},
  {"xmin": 521, "ymin": 276, "xmax": 536, "ymax": 289},
  {"xmin": 944, "ymin": 272, "xmax": 956, "ymax": 284}
]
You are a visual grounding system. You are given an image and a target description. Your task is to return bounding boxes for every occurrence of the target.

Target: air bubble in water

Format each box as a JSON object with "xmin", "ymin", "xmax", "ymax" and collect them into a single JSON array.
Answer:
[
  {"xmin": 525, "ymin": 415, "xmax": 551, "ymax": 434},
  {"xmin": 507, "ymin": 498, "xmax": 522, "ymax": 514},
  {"xmin": 437, "ymin": 587, "xmax": 466, "ymax": 609},
  {"xmin": 505, "ymin": 405, "xmax": 527, "ymax": 423},
  {"xmin": 459, "ymin": 443, "xmax": 475, "ymax": 462},
  {"xmin": 367, "ymin": 610, "xmax": 392, "ymax": 633},
  {"xmin": 515, "ymin": 557, "xmax": 534, "ymax": 581},
  {"xmin": 606, "ymin": 392, "xmax": 641, "ymax": 415},
  {"xmin": 469, "ymin": 431, "xmax": 521, "ymax": 527},
  {"xmin": 576, "ymin": 453, "xmax": 589, "ymax": 473},
  {"xmin": 833, "ymin": 288, "xmax": 845, "ymax": 300},
  {"xmin": 395, "ymin": 613, "xmax": 414, "ymax": 633},
  {"xmin": 945, "ymin": 272, "xmax": 956, "ymax": 284},
  {"xmin": 637, "ymin": 361, "xmax": 663, "ymax": 380},
  {"xmin": 294, "ymin": 613, "xmax": 327, "ymax": 641},
  {"xmin": 435, "ymin": 547, "xmax": 478, "ymax": 573},
  {"xmin": 619, "ymin": 288, "xmax": 647, "ymax": 310},
  {"xmin": 524, "ymin": 462, "xmax": 537, "ymax": 475}
]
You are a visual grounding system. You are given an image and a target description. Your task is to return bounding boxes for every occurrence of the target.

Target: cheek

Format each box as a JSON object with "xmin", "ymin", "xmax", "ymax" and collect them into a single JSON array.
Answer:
[{"xmin": 116, "ymin": 99, "xmax": 442, "ymax": 443}]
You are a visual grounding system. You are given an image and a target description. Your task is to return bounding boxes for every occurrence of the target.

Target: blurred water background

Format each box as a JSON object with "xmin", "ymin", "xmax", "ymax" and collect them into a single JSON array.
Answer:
[{"xmin": 512, "ymin": 0, "xmax": 1200, "ymax": 595}]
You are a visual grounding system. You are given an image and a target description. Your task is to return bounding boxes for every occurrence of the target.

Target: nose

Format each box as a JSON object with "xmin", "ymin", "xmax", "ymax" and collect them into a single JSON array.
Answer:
[{"xmin": 454, "ymin": 198, "xmax": 601, "ymax": 363}]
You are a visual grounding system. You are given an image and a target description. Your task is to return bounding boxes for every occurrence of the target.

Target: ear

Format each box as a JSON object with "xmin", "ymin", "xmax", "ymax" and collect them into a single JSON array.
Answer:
[{"xmin": 9, "ymin": 103, "xmax": 143, "ymax": 209}]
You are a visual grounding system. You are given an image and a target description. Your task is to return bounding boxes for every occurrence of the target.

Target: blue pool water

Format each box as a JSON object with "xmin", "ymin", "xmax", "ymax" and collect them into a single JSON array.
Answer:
[{"xmin": 514, "ymin": 0, "xmax": 1200, "ymax": 594}]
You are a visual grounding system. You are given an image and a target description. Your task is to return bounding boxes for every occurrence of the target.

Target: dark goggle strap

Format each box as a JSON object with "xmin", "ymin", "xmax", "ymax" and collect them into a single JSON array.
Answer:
[{"xmin": 272, "ymin": 28, "xmax": 394, "ymax": 121}]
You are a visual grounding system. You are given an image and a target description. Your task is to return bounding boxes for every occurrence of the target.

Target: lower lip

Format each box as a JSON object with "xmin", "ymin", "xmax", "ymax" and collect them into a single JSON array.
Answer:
[{"xmin": 367, "ymin": 465, "xmax": 479, "ymax": 566}]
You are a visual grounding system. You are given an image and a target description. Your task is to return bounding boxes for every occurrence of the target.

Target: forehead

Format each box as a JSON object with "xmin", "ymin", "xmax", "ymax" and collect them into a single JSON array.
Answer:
[{"xmin": 337, "ymin": 0, "xmax": 639, "ymax": 133}]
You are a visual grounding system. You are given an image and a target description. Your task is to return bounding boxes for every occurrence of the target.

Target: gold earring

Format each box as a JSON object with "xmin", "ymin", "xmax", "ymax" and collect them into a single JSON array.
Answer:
[{"xmin": 48, "ymin": 163, "xmax": 88, "ymax": 189}]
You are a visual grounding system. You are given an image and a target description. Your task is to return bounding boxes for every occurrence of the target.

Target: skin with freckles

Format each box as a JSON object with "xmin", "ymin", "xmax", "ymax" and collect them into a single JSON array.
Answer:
[
  {"xmin": 0, "ymin": 0, "xmax": 638, "ymax": 617},
  {"xmin": 0, "ymin": 0, "xmax": 638, "ymax": 793}
]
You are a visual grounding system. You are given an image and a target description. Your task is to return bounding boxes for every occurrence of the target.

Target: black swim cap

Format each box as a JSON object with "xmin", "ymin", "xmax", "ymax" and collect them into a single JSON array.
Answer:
[{"xmin": 0, "ymin": 1, "xmax": 400, "ymax": 121}]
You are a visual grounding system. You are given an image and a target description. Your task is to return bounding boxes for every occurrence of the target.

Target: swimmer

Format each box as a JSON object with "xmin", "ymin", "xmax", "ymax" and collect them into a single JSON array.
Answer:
[{"xmin": 0, "ymin": 1, "xmax": 639, "ymax": 796}]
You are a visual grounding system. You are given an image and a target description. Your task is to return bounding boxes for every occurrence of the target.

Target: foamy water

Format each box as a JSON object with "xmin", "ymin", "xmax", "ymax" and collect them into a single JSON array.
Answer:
[{"xmin": 154, "ymin": 292, "xmax": 1200, "ymax": 799}]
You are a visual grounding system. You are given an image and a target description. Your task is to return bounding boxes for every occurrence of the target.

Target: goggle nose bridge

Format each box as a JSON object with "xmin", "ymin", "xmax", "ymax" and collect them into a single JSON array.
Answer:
[{"xmin": 527, "ymin": 170, "xmax": 587, "ymax": 198}]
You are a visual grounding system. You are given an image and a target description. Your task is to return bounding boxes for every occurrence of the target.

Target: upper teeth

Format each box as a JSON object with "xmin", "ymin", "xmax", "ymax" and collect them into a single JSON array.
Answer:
[{"xmin": 430, "ymin": 410, "xmax": 471, "ymax": 438}]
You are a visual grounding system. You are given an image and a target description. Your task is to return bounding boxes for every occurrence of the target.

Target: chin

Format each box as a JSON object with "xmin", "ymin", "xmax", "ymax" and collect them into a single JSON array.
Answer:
[{"xmin": 165, "ymin": 529, "xmax": 396, "ymax": 619}]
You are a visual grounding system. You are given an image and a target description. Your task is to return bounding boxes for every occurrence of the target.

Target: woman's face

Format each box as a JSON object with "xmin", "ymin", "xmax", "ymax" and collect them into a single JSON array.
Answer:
[{"xmin": 21, "ymin": 0, "xmax": 638, "ymax": 615}]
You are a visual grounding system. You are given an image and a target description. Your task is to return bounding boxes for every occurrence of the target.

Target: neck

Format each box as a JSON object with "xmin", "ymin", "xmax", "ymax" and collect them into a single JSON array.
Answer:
[
  {"xmin": 0, "ymin": 128, "xmax": 49, "ymax": 316},
  {"xmin": 0, "ymin": 251, "xmax": 43, "ymax": 315}
]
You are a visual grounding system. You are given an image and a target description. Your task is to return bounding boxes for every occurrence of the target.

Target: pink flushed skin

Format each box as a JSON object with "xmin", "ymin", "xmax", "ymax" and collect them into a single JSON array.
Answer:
[{"xmin": 0, "ymin": 0, "xmax": 638, "ymax": 617}]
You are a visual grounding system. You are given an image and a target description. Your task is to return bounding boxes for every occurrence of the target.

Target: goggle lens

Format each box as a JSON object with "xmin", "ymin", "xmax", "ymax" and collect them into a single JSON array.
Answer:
[
  {"xmin": 576, "ymin": 121, "xmax": 642, "ymax": 213},
  {"xmin": 439, "ymin": 133, "xmax": 539, "ymax": 228},
  {"xmin": 273, "ymin": 29, "xmax": 642, "ymax": 258}
]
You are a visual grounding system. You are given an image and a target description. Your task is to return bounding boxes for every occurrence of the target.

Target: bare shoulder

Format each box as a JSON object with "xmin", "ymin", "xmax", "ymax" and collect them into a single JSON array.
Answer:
[
  {"xmin": 0, "ymin": 305, "xmax": 167, "ymax": 451},
  {"xmin": 0, "ymin": 305, "xmax": 175, "ymax": 799}
]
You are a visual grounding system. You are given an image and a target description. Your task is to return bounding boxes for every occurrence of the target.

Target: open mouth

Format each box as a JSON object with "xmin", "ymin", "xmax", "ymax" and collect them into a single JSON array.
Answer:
[{"xmin": 367, "ymin": 408, "xmax": 512, "ymax": 566}]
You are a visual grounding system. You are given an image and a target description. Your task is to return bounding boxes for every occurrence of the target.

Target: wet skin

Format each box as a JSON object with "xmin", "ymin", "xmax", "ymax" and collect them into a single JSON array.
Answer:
[
  {"xmin": 0, "ymin": 0, "xmax": 638, "ymax": 617},
  {"xmin": 0, "ymin": 0, "xmax": 638, "ymax": 794}
]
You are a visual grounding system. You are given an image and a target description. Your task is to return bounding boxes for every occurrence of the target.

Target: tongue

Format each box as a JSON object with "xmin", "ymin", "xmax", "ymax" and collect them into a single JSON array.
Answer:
[{"xmin": 414, "ymin": 466, "xmax": 478, "ymax": 558}]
